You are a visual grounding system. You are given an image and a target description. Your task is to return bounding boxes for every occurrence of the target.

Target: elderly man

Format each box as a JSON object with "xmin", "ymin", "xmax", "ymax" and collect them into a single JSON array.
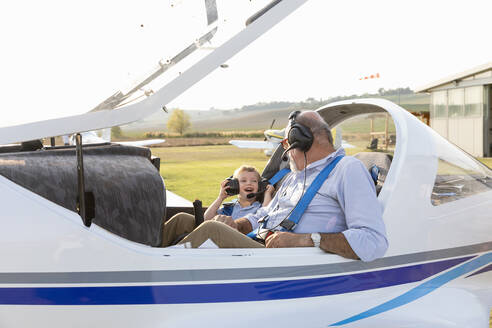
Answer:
[{"xmin": 179, "ymin": 110, "xmax": 388, "ymax": 262}]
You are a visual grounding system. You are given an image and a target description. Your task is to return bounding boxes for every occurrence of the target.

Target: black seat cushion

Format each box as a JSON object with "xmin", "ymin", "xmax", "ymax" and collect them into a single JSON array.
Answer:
[{"xmin": 0, "ymin": 144, "xmax": 165, "ymax": 246}]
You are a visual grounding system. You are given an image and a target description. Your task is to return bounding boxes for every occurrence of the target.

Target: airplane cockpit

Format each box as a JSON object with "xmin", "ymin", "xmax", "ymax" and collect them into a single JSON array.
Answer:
[
  {"xmin": 0, "ymin": 1, "xmax": 490, "ymax": 325},
  {"xmin": 431, "ymin": 132, "xmax": 492, "ymax": 206},
  {"xmin": 2, "ymin": 97, "xmax": 491, "ymax": 254}
]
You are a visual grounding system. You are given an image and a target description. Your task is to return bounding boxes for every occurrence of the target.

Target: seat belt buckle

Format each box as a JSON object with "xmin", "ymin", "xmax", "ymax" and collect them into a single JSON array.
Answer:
[
  {"xmin": 257, "ymin": 215, "xmax": 269, "ymax": 224},
  {"xmin": 254, "ymin": 228, "xmax": 274, "ymax": 244},
  {"xmin": 280, "ymin": 219, "xmax": 296, "ymax": 231}
]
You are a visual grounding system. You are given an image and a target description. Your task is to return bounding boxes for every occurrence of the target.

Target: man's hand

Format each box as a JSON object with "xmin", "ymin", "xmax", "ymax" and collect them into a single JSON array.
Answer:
[
  {"xmin": 213, "ymin": 215, "xmax": 237, "ymax": 229},
  {"xmin": 265, "ymin": 231, "xmax": 311, "ymax": 248},
  {"xmin": 264, "ymin": 231, "xmax": 359, "ymax": 259}
]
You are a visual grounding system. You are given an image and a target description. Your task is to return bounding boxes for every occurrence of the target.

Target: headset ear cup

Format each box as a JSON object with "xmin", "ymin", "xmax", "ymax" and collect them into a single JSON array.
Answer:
[
  {"xmin": 288, "ymin": 124, "xmax": 313, "ymax": 152},
  {"xmin": 225, "ymin": 177, "xmax": 240, "ymax": 196}
]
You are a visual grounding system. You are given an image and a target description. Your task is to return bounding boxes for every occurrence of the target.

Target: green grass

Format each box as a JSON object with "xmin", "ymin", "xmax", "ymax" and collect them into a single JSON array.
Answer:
[
  {"xmin": 153, "ymin": 144, "xmax": 492, "ymax": 206},
  {"xmin": 339, "ymin": 116, "xmax": 396, "ymax": 134},
  {"xmin": 152, "ymin": 144, "xmax": 376, "ymax": 205},
  {"xmin": 153, "ymin": 145, "xmax": 270, "ymax": 205}
]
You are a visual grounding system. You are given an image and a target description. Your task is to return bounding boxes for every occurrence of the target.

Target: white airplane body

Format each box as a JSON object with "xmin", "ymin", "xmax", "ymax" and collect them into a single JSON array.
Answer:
[
  {"xmin": 229, "ymin": 128, "xmax": 283, "ymax": 155},
  {"xmin": 0, "ymin": 1, "xmax": 490, "ymax": 327}
]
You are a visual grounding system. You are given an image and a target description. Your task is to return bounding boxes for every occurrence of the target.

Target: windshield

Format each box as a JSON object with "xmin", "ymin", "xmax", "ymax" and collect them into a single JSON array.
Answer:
[{"xmin": 431, "ymin": 133, "xmax": 492, "ymax": 205}]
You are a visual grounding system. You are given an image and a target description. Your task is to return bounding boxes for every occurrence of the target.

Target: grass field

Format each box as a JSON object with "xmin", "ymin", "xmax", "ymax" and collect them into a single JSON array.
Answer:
[
  {"xmin": 154, "ymin": 144, "xmax": 492, "ymax": 206},
  {"xmin": 155, "ymin": 144, "xmax": 382, "ymax": 205},
  {"xmin": 153, "ymin": 145, "xmax": 270, "ymax": 205}
]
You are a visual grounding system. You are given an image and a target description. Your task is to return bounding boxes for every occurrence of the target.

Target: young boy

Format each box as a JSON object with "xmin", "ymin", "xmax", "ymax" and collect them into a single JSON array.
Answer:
[
  {"xmin": 161, "ymin": 165, "xmax": 274, "ymax": 247},
  {"xmin": 204, "ymin": 165, "xmax": 274, "ymax": 221}
]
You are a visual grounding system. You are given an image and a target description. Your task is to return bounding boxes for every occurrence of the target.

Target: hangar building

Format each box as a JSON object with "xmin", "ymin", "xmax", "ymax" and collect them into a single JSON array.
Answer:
[{"xmin": 416, "ymin": 62, "xmax": 492, "ymax": 157}]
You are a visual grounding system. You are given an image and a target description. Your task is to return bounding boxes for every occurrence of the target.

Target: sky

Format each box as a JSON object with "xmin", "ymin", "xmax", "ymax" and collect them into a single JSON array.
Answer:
[{"xmin": 1, "ymin": 0, "xmax": 491, "ymax": 127}]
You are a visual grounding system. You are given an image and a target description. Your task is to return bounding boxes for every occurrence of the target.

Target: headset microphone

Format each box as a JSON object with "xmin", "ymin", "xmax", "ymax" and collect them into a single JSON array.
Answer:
[
  {"xmin": 246, "ymin": 192, "xmax": 263, "ymax": 199},
  {"xmin": 281, "ymin": 142, "xmax": 299, "ymax": 161}
]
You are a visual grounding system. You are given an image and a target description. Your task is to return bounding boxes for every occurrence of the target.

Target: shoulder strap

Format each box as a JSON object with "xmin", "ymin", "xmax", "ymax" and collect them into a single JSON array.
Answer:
[
  {"xmin": 280, "ymin": 155, "xmax": 344, "ymax": 231},
  {"xmin": 268, "ymin": 167, "xmax": 290, "ymax": 185}
]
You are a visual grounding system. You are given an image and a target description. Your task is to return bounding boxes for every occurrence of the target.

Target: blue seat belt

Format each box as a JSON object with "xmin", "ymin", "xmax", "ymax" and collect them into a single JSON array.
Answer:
[
  {"xmin": 279, "ymin": 155, "xmax": 344, "ymax": 231},
  {"xmin": 248, "ymin": 155, "xmax": 344, "ymax": 239},
  {"xmin": 268, "ymin": 168, "xmax": 291, "ymax": 185}
]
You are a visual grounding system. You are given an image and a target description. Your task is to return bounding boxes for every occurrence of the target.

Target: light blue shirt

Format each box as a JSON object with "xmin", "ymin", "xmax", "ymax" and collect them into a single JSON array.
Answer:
[
  {"xmin": 245, "ymin": 148, "xmax": 388, "ymax": 262},
  {"xmin": 217, "ymin": 200, "xmax": 262, "ymax": 220}
]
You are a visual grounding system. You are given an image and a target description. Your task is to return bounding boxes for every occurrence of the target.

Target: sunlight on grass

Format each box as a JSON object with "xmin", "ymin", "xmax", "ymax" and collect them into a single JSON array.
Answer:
[
  {"xmin": 154, "ymin": 145, "xmax": 269, "ymax": 205},
  {"xmin": 154, "ymin": 145, "xmax": 490, "ymax": 206}
]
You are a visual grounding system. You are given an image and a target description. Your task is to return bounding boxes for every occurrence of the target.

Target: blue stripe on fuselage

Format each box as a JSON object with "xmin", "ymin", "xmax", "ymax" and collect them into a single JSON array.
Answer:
[
  {"xmin": 329, "ymin": 252, "xmax": 492, "ymax": 326},
  {"xmin": 466, "ymin": 263, "xmax": 492, "ymax": 278},
  {"xmin": 0, "ymin": 256, "xmax": 472, "ymax": 305}
]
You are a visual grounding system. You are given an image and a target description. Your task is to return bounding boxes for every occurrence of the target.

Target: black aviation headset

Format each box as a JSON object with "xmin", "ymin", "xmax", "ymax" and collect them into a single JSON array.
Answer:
[
  {"xmin": 282, "ymin": 110, "xmax": 314, "ymax": 158},
  {"xmin": 225, "ymin": 176, "xmax": 269, "ymax": 197}
]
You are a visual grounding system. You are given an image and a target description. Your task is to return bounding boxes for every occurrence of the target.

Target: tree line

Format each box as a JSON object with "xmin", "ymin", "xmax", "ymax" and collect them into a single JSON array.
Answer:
[
  {"xmin": 232, "ymin": 87, "xmax": 415, "ymax": 112},
  {"xmin": 164, "ymin": 87, "xmax": 416, "ymax": 135}
]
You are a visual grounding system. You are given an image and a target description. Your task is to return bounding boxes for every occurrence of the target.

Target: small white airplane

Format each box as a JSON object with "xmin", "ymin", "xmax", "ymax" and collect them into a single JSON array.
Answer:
[
  {"xmin": 0, "ymin": 1, "xmax": 490, "ymax": 327},
  {"xmin": 66, "ymin": 130, "xmax": 165, "ymax": 148},
  {"xmin": 229, "ymin": 127, "xmax": 283, "ymax": 156},
  {"xmin": 230, "ymin": 126, "xmax": 355, "ymax": 156}
]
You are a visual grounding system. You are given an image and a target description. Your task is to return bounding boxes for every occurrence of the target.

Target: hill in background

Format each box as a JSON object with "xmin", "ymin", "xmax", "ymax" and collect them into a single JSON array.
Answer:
[{"xmin": 124, "ymin": 88, "xmax": 429, "ymax": 133}]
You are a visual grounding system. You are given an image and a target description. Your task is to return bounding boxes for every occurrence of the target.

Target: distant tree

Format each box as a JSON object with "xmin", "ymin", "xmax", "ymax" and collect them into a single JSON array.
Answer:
[
  {"xmin": 167, "ymin": 109, "xmax": 191, "ymax": 135},
  {"xmin": 111, "ymin": 126, "xmax": 122, "ymax": 139}
]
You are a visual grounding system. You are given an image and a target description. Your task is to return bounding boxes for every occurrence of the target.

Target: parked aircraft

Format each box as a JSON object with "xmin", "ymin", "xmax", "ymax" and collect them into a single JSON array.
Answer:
[
  {"xmin": 0, "ymin": 1, "xmax": 490, "ymax": 327},
  {"xmin": 229, "ymin": 127, "xmax": 283, "ymax": 155},
  {"xmin": 230, "ymin": 127, "xmax": 355, "ymax": 156},
  {"xmin": 66, "ymin": 131, "xmax": 165, "ymax": 147}
]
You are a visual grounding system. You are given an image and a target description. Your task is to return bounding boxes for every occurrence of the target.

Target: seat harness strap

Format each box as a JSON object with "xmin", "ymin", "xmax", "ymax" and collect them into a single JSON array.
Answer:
[
  {"xmin": 279, "ymin": 155, "xmax": 344, "ymax": 231},
  {"xmin": 268, "ymin": 168, "xmax": 291, "ymax": 185},
  {"xmin": 248, "ymin": 155, "xmax": 344, "ymax": 239}
]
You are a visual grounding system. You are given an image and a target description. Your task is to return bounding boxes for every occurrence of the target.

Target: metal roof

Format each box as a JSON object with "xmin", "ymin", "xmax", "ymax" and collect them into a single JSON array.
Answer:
[{"xmin": 416, "ymin": 62, "xmax": 492, "ymax": 93}]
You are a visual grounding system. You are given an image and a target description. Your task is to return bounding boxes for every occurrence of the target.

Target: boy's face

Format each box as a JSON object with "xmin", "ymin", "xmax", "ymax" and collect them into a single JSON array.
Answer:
[{"xmin": 237, "ymin": 171, "xmax": 259, "ymax": 198}]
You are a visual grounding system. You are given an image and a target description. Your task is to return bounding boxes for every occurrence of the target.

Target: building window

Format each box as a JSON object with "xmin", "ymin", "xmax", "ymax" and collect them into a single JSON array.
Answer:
[
  {"xmin": 464, "ymin": 86, "xmax": 483, "ymax": 117},
  {"xmin": 431, "ymin": 90, "xmax": 447, "ymax": 118},
  {"xmin": 448, "ymin": 88, "xmax": 464, "ymax": 118}
]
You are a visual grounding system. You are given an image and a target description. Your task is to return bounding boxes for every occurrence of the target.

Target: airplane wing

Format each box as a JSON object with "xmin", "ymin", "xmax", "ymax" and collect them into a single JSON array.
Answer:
[
  {"xmin": 166, "ymin": 190, "xmax": 192, "ymax": 207},
  {"xmin": 229, "ymin": 140, "xmax": 276, "ymax": 149},
  {"xmin": 117, "ymin": 139, "xmax": 165, "ymax": 147},
  {"xmin": 341, "ymin": 140, "xmax": 356, "ymax": 149},
  {"xmin": 0, "ymin": 1, "xmax": 307, "ymax": 145}
]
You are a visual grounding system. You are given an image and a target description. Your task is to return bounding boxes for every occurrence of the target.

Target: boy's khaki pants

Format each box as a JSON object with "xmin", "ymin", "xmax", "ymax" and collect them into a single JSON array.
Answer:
[{"xmin": 161, "ymin": 212, "xmax": 263, "ymax": 248}]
